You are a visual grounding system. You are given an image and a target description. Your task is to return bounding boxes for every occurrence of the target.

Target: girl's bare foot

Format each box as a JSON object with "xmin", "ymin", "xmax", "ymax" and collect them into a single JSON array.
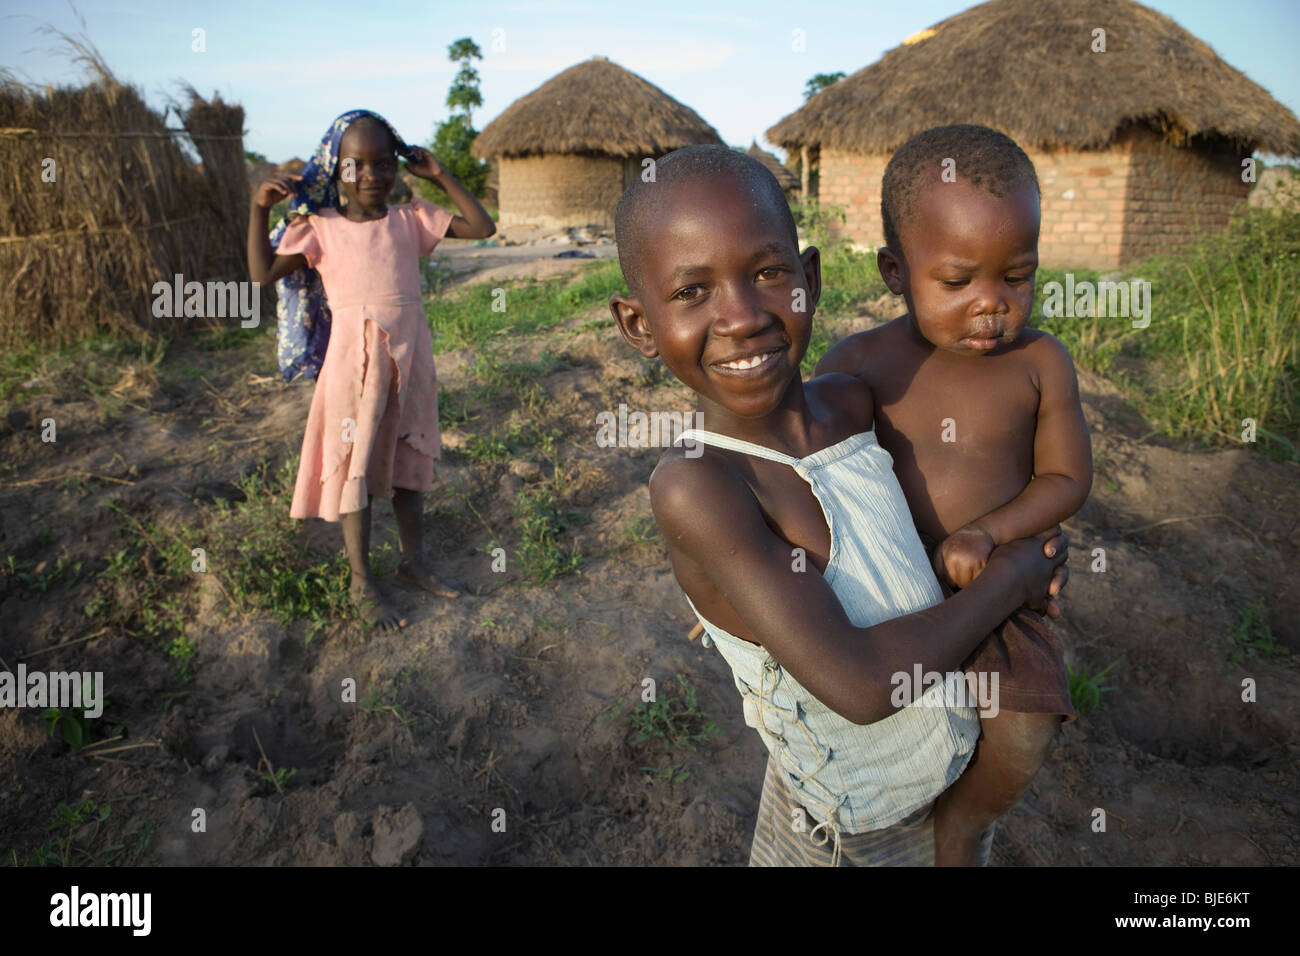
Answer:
[
  {"xmin": 395, "ymin": 560, "xmax": 462, "ymax": 598},
  {"xmin": 349, "ymin": 575, "xmax": 407, "ymax": 630}
]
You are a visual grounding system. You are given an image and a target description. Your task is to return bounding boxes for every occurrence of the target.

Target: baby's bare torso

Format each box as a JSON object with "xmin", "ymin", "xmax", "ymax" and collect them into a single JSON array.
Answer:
[{"xmin": 850, "ymin": 318, "xmax": 1045, "ymax": 543}]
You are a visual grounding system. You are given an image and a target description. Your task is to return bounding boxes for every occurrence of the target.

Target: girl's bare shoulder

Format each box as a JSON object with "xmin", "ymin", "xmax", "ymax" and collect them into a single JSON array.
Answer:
[{"xmin": 650, "ymin": 444, "xmax": 755, "ymax": 526}]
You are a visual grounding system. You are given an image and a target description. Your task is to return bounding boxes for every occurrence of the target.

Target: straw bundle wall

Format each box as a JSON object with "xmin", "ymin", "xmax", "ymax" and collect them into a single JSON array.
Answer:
[{"xmin": 0, "ymin": 66, "xmax": 247, "ymax": 348}]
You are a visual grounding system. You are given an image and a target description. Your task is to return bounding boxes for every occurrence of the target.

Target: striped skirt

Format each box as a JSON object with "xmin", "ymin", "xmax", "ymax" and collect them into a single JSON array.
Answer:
[{"xmin": 748, "ymin": 756, "xmax": 996, "ymax": 866}]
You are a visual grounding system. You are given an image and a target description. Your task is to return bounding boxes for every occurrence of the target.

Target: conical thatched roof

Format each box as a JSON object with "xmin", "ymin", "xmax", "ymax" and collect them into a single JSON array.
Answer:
[
  {"xmin": 767, "ymin": 0, "xmax": 1300, "ymax": 157},
  {"xmin": 471, "ymin": 56, "xmax": 725, "ymax": 159},
  {"xmin": 747, "ymin": 141, "xmax": 799, "ymax": 191}
]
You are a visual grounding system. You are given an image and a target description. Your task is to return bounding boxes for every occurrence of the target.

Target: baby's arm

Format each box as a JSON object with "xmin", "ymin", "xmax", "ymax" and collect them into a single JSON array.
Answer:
[
  {"xmin": 248, "ymin": 175, "xmax": 308, "ymax": 285},
  {"xmin": 938, "ymin": 335, "xmax": 1092, "ymax": 588},
  {"xmin": 403, "ymin": 148, "xmax": 495, "ymax": 240},
  {"xmin": 652, "ymin": 449, "xmax": 1068, "ymax": 726}
]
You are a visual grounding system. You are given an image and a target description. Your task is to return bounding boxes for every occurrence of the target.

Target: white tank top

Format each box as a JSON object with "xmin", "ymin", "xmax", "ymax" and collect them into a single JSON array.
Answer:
[{"xmin": 675, "ymin": 427, "xmax": 980, "ymax": 850}]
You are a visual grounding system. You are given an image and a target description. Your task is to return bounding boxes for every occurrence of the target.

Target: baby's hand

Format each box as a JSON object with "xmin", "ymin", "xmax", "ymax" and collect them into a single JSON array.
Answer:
[
  {"xmin": 254, "ymin": 174, "xmax": 301, "ymax": 209},
  {"xmin": 934, "ymin": 525, "xmax": 996, "ymax": 589}
]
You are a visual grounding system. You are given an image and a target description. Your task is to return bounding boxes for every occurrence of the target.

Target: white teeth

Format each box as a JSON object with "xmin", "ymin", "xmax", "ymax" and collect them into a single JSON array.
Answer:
[{"xmin": 719, "ymin": 350, "xmax": 775, "ymax": 370}]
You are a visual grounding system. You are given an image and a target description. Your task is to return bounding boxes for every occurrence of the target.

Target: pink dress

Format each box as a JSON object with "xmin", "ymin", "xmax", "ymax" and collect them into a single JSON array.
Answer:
[{"xmin": 276, "ymin": 196, "xmax": 454, "ymax": 521}]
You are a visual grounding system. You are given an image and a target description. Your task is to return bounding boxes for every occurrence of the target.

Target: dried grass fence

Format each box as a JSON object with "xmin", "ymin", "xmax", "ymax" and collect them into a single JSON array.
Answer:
[{"xmin": 0, "ymin": 54, "xmax": 250, "ymax": 349}]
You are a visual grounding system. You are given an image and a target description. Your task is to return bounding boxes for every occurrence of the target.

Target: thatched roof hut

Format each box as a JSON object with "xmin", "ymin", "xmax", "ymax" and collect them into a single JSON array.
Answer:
[
  {"xmin": 471, "ymin": 56, "xmax": 724, "ymax": 230},
  {"xmin": 746, "ymin": 141, "xmax": 799, "ymax": 197},
  {"xmin": 767, "ymin": 0, "xmax": 1300, "ymax": 268}
]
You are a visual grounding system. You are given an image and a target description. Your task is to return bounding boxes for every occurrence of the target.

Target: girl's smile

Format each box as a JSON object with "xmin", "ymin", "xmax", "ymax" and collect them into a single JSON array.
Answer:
[{"xmin": 712, "ymin": 345, "xmax": 787, "ymax": 374}]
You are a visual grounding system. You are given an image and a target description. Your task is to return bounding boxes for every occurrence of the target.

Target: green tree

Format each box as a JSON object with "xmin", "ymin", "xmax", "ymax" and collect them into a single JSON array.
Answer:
[
  {"xmin": 419, "ymin": 37, "xmax": 489, "ymax": 204},
  {"xmin": 803, "ymin": 72, "xmax": 845, "ymax": 102},
  {"xmin": 431, "ymin": 114, "xmax": 488, "ymax": 197},
  {"xmin": 446, "ymin": 38, "xmax": 484, "ymax": 128}
]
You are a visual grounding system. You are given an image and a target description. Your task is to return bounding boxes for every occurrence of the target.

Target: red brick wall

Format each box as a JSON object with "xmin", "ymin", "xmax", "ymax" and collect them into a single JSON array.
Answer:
[
  {"xmin": 817, "ymin": 128, "xmax": 1248, "ymax": 269},
  {"xmin": 818, "ymin": 149, "xmax": 887, "ymax": 253},
  {"xmin": 1033, "ymin": 141, "xmax": 1132, "ymax": 268},
  {"xmin": 1118, "ymin": 128, "xmax": 1249, "ymax": 263}
]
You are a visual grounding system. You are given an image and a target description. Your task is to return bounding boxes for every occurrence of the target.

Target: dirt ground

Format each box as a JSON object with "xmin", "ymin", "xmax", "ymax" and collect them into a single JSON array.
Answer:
[{"xmin": 2, "ymin": 248, "xmax": 1297, "ymax": 866}]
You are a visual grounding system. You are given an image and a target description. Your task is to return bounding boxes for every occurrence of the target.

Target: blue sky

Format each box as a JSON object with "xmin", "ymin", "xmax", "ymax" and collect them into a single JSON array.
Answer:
[{"xmin": 2, "ymin": 0, "xmax": 1297, "ymax": 162}]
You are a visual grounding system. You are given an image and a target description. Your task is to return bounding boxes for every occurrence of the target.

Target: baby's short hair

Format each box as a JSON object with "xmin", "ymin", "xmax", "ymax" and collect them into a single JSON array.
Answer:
[
  {"xmin": 615, "ymin": 144, "xmax": 797, "ymax": 297},
  {"xmin": 880, "ymin": 124, "xmax": 1039, "ymax": 254}
]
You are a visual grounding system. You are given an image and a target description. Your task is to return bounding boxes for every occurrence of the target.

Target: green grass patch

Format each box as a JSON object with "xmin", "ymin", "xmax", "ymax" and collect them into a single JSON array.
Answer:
[
  {"xmin": 1229, "ymin": 599, "xmax": 1289, "ymax": 665},
  {"xmin": 463, "ymin": 420, "xmax": 559, "ymax": 464},
  {"xmin": 437, "ymin": 385, "xmax": 477, "ymax": 429},
  {"xmin": 426, "ymin": 259, "xmax": 625, "ymax": 351},
  {"xmin": 0, "ymin": 333, "xmax": 159, "ymax": 403},
  {"xmin": 514, "ymin": 483, "xmax": 582, "ymax": 584},
  {"xmin": 205, "ymin": 457, "xmax": 375, "ymax": 640},
  {"xmin": 623, "ymin": 514, "xmax": 661, "ymax": 546},
  {"xmin": 8, "ymin": 799, "xmax": 152, "ymax": 867},
  {"xmin": 466, "ymin": 350, "xmax": 575, "ymax": 402},
  {"xmin": 1034, "ymin": 207, "xmax": 1300, "ymax": 457},
  {"xmin": 1, "ymin": 553, "xmax": 83, "ymax": 593},
  {"xmin": 94, "ymin": 456, "xmax": 390, "ymax": 651},
  {"xmin": 600, "ymin": 674, "xmax": 720, "ymax": 771}
]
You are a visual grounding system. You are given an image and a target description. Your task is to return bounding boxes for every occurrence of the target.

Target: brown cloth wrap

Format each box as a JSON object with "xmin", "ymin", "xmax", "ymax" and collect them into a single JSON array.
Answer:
[{"xmin": 922, "ymin": 533, "xmax": 1077, "ymax": 721}]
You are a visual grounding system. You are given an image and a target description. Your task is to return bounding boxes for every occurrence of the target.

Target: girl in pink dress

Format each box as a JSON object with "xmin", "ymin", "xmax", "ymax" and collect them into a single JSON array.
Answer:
[{"xmin": 248, "ymin": 111, "xmax": 495, "ymax": 630}]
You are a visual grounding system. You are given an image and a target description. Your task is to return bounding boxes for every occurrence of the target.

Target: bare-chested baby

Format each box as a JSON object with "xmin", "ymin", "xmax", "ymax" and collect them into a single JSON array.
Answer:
[{"xmin": 817, "ymin": 124, "xmax": 1093, "ymax": 865}]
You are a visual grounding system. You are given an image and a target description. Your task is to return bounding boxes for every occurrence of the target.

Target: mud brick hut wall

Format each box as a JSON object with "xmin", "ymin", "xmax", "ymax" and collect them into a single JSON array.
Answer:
[
  {"xmin": 818, "ymin": 126, "xmax": 1248, "ymax": 269},
  {"xmin": 497, "ymin": 154, "xmax": 641, "ymax": 230}
]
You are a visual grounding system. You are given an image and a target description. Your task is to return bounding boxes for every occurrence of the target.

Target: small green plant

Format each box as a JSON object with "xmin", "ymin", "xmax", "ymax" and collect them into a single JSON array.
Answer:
[
  {"xmin": 360, "ymin": 687, "xmax": 413, "ymax": 725},
  {"xmin": 605, "ymin": 673, "xmax": 720, "ymax": 751},
  {"xmin": 2, "ymin": 553, "xmax": 83, "ymax": 592},
  {"xmin": 515, "ymin": 484, "xmax": 581, "ymax": 584},
  {"xmin": 1068, "ymin": 661, "xmax": 1117, "ymax": 718},
  {"xmin": 464, "ymin": 431, "xmax": 513, "ymax": 463},
  {"xmin": 437, "ymin": 385, "xmax": 476, "ymax": 428},
  {"xmin": 1230, "ymin": 599, "xmax": 1288, "ymax": 664},
  {"xmin": 262, "ymin": 766, "xmax": 297, "ymax": 792},
  {"xmin": 42, "ymin": 707, "xmax": 90, "ymax": 751},
  {"xmin": 623, "ymin": 514, "xmax": 660, "ymax": 545},
  {"xmin": 18, "ymin": 800, "xmax": 112, "ymax": 866},
  {"xmin": 83, "ymin": 593, "xmax": 109, "ymax": 621},
  {"xmin": 168, "ymin": 633, "xmax": 198, "ymax": 682},
  {"xmin": 7, "ymin": 798, "xmax": 149, "ymax": 867},
  {"xmin": 41, "ymin": 676, "xmax": 103, "ymax": 751}
]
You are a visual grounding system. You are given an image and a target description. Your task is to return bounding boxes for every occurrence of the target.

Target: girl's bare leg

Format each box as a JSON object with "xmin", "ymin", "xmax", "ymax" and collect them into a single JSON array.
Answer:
[
  {"xmin": 392, "ymin": 487, "xmax": 461, "ymax": 598},
  {"xmin": 932, "ymin": 709, "xmax": 1059, "ymax": 865},
  {"xmin": 342, "ymin": 494, "xmax": 406, "ymax": 630}
]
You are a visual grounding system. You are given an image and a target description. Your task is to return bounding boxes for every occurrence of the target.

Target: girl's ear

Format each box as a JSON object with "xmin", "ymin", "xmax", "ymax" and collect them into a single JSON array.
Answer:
[
  {"xmin": 799, "ymin": 245, "xmax": 822, "ymax": 313},
  {"xmin": 877, "ymin": 246, "xmax": 906, "ymax": 296},
  {"xmin": 609, "ymin": 294, "xmax": 658, "ymax": 359}
]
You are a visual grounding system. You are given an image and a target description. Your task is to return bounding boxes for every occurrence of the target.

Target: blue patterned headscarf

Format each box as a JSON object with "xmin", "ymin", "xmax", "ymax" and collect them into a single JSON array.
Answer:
[{"xmin": 270, "ymin": 110, "xmax": 418, "ymax": 382}]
